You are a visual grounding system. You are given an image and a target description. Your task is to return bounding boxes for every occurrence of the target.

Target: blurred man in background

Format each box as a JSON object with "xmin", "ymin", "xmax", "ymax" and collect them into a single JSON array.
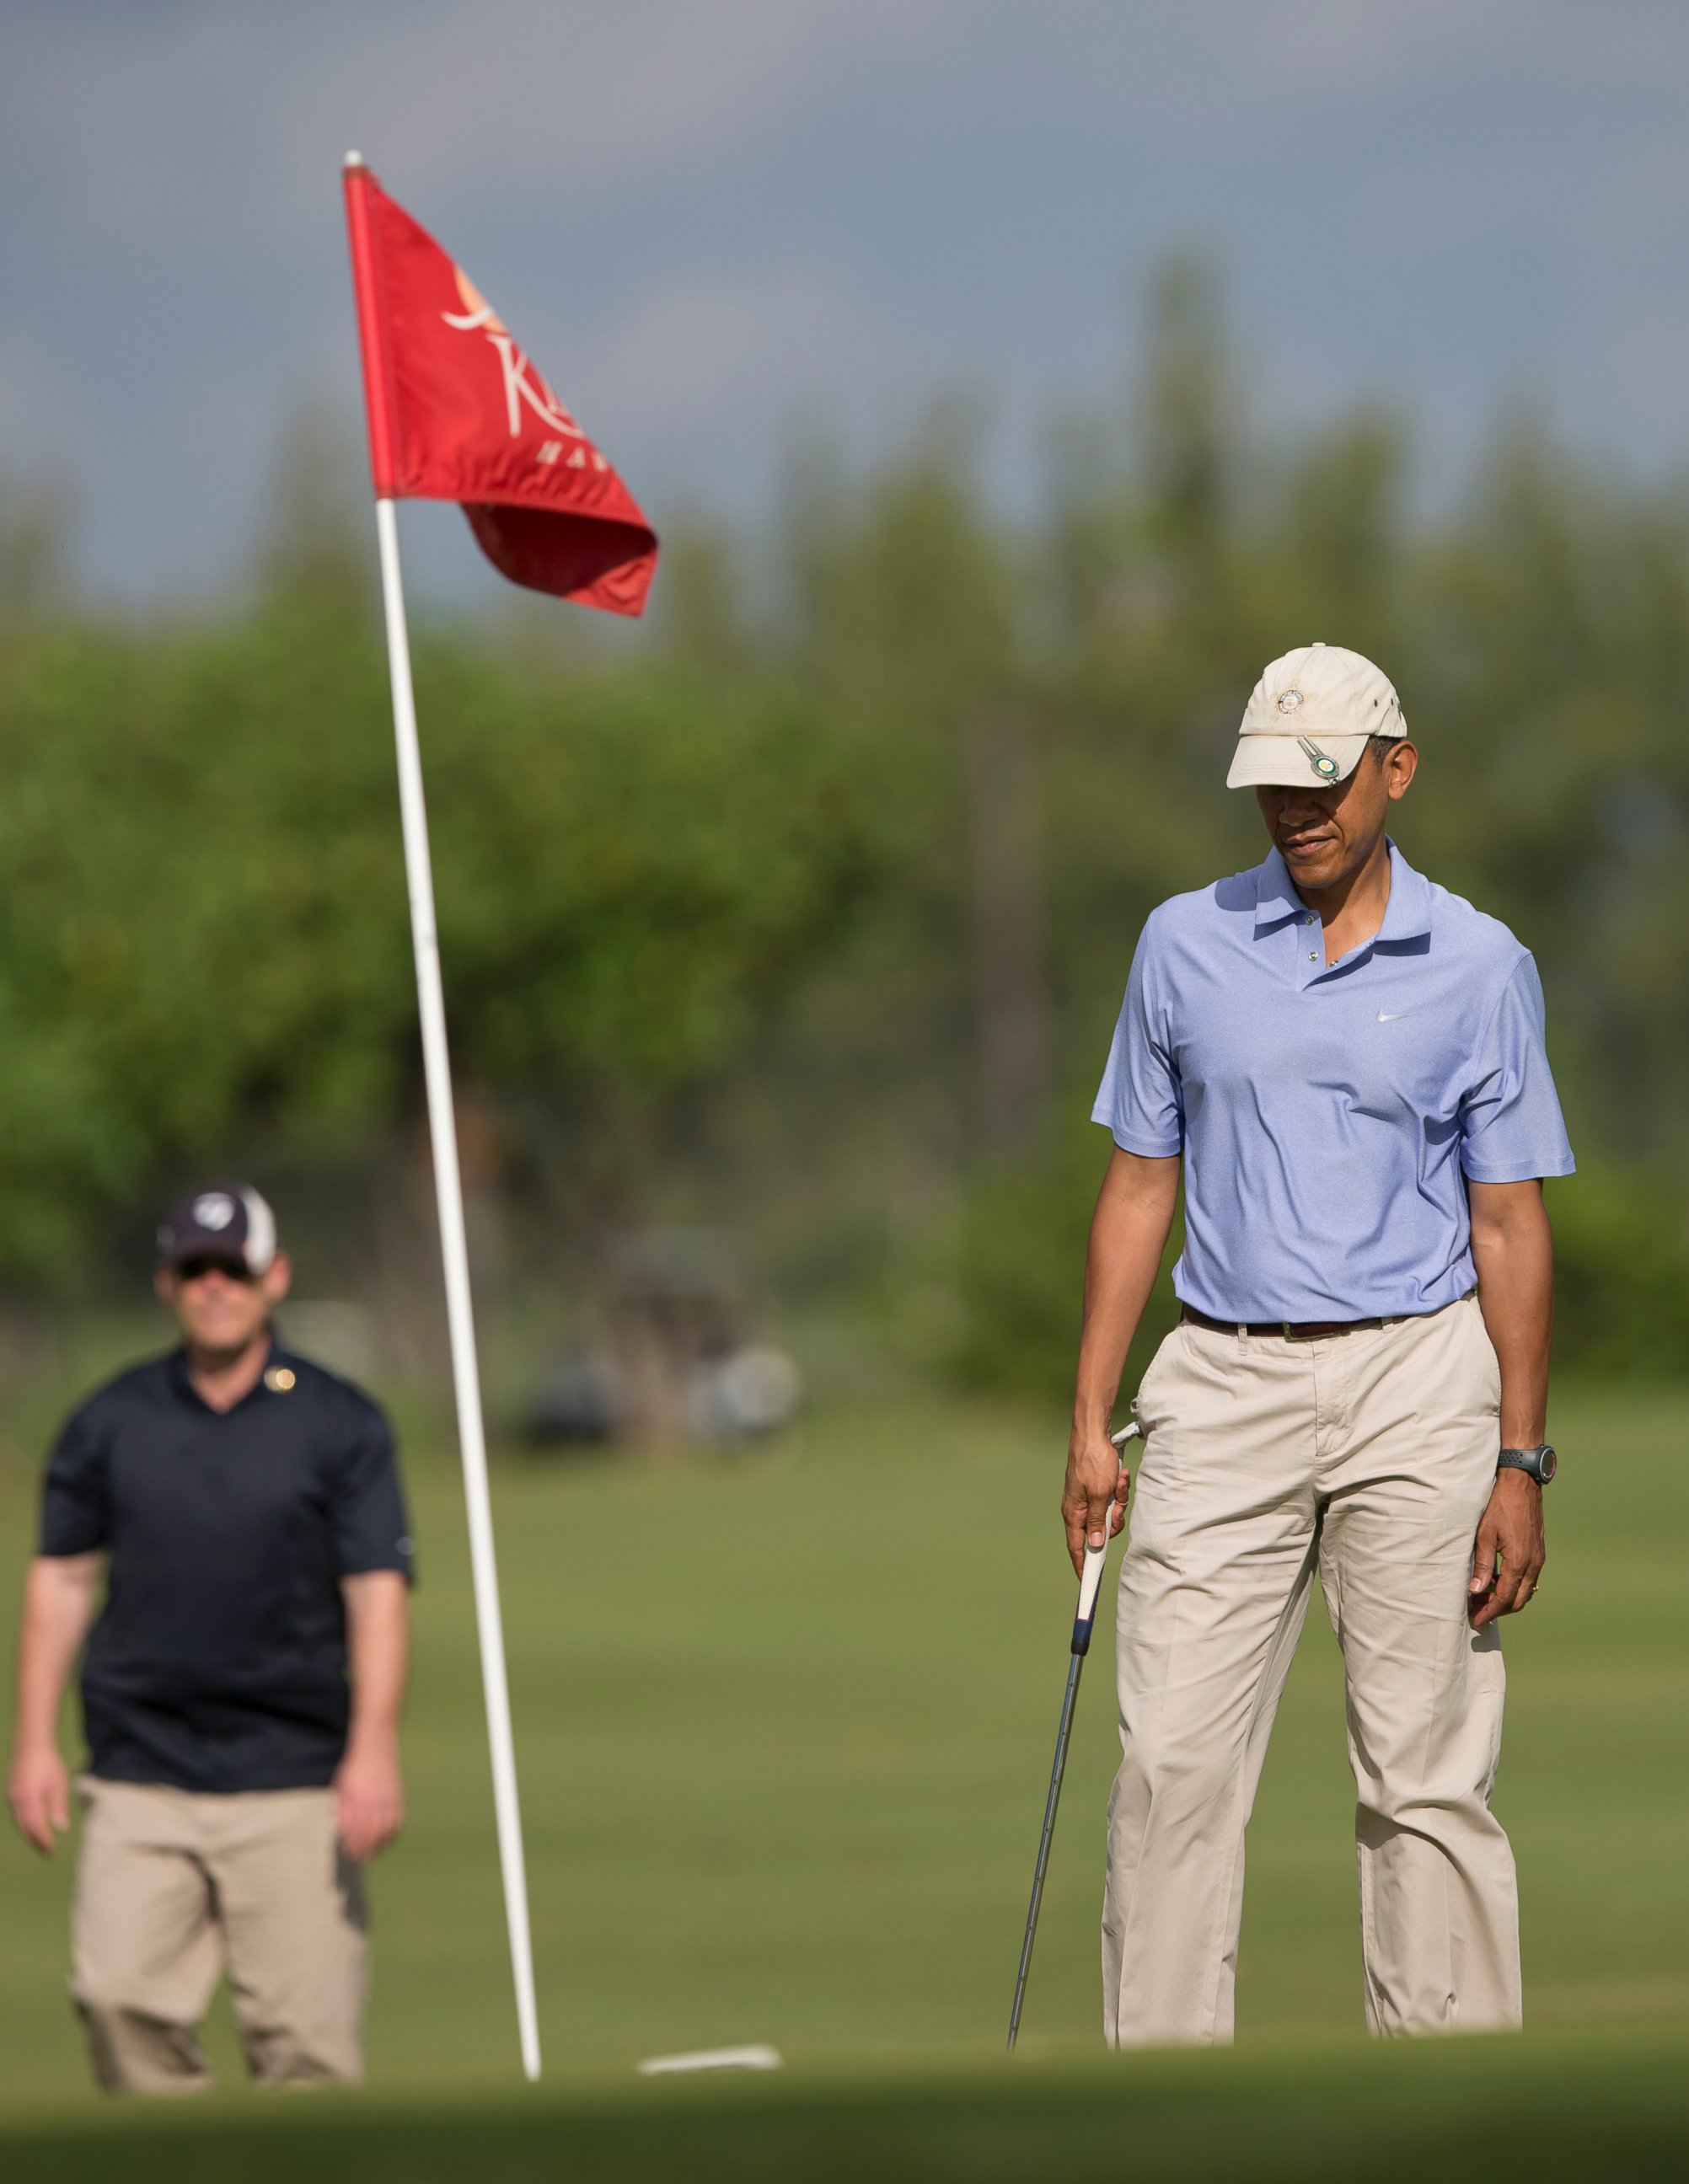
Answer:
[
  {"xmin": 1067, "ymin": 645, "xmax": 1572, "ymax": 2045},
  {"xmin": 7, "ymin": 1186, "xmax": 415, "ymax": 2094}
]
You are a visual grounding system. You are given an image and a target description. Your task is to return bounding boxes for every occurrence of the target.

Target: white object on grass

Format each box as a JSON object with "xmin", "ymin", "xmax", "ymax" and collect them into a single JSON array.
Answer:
[{"xmin": 637, "ymin": 2045, "xmax": 785, "ymax": 2077}]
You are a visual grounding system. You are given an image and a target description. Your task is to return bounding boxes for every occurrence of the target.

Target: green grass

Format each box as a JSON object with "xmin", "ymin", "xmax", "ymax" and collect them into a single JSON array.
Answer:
[
  {"xmin": 2, "ymin": 2031, "xmax": 1687, "ymax": 2181},
  {"xmin": 0, "ymin": 1368, "xmax": 1685, "ymax": 2172}
]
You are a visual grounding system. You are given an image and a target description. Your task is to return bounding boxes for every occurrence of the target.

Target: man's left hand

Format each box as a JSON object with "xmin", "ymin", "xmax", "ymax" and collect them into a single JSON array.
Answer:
[
  {"xmin": 1468, "ymin": 1469, "xmax": 1545, "ymax": 1628},
  {"xmin": 334, "ymin": 1737, "xmax": 405, "ymax": 1861}
]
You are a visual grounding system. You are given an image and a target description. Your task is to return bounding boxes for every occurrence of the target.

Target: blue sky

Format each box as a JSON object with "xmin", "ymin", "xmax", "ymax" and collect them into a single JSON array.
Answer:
[{"xmin": 4, "ymin": 1, "xmax": 1688, "ymax": 607}]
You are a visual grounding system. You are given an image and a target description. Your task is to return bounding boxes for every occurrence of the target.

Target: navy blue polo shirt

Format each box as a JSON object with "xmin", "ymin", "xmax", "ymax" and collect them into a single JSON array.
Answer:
[{"xmin": 39, "ymin": 1343, "xmax": 414, "ymax": 1795}]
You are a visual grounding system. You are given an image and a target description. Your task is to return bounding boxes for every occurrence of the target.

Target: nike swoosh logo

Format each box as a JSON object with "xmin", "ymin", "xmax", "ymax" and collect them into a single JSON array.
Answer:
[{"xmin": 1376, "ymin": 1010, "xmax": 1408, "ymax": 1022}]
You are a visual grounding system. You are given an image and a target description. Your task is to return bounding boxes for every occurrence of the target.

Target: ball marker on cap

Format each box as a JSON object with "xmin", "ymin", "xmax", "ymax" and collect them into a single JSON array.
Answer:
[{"xmin": 1226, "ymin": 643, "xmax": 1403, "ymax": 790}]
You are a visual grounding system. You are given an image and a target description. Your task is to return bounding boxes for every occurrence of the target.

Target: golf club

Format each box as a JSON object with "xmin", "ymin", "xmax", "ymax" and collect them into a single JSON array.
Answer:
[{"xmin": 1006, "ymin": 1418, "xmax": 1139, "ymax": 2053}]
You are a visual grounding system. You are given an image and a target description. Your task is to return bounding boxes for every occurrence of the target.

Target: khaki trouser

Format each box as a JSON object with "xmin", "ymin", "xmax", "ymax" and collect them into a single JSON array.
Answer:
[
  {"xmin": 1103, "ymin": 1291, "xmax": 1520, "ymax": 2046},
  {"xmin": 72, "ymin": 1778, "xmax": 367, "ymax": 2093}
]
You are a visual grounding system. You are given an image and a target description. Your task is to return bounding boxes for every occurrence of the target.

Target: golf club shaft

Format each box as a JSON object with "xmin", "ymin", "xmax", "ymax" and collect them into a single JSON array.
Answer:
[
  {"xmin": 1006, "ymin": 1421, "xmax": 1139, "ymax": 2053},
  {"xmin": 1006, "ymin": 1649, "xmax": 1086, "ymax": 2050}
]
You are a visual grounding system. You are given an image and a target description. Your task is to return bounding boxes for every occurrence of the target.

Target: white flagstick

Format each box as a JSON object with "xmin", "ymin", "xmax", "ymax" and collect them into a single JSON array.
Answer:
[{"xmin": 373, "ymin": 495, "xmax": 542, "ymax": 2083}]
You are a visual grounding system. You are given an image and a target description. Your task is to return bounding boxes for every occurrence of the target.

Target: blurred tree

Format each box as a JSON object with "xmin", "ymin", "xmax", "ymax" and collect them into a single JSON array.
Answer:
[
  {"xmin": 775, "ymin": 402, "xmax": 1036, "ymax": 1180},
  {"xmin": 1138, "ymin": 251, "xmax": 1237, "ymax": 592},
  {"xmin": 0, "ymin": 610, "xmax": 882, "ymax": 1282},
  {"xmin": 3, "ymin": 260, "xmax": 1687, "ymax": 1378},
  {"xmin": 252, "ymin": 403, "xmax": 374, "ymax": 621},
  {"xmin": 0, "ymin": 468, "xmax": 72, "ymax": 634},
  {"xmin": 651, "ymin": 517, "xmax": 751, "ymax": 677}
]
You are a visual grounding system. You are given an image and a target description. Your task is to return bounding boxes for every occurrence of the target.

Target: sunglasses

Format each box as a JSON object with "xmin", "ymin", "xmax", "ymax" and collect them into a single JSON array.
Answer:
[{"xmin": 173, "ymin": 1256, "xmax": 257, "ymax": 1284}]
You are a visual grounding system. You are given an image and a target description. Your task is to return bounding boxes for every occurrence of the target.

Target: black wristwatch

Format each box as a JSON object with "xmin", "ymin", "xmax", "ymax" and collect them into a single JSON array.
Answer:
[{"xmin": 1498, "ymin": 1444, "xmax": 1557, "ymax": 1485}]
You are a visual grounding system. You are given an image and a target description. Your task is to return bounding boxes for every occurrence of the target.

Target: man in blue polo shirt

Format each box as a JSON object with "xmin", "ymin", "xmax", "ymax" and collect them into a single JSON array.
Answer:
[
  {"xmin": 7, "ymin": 1186, "xmax": 414, "ymax": 2093},
  {"xmin": 1064, "ymin": 643, "xmax": 1572, "ymax": 2046}
]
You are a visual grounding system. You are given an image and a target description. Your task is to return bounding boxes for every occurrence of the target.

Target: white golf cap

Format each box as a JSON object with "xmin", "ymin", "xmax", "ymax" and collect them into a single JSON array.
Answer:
[{"xmin": 1226, "ymin": 642, "xmax": 1406, "ymax": 790}]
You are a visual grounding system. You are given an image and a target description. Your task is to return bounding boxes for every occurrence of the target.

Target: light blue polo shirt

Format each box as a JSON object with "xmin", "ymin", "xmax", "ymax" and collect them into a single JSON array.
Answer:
[{"xmin": 1092, "ymin": 841, "xmax": 1574, "ymax": 1323}]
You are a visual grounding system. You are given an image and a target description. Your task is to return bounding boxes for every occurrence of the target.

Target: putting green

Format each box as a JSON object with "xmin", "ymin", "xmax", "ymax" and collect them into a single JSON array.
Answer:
[{"xmin": 0, "ymin": 1375, "xmax": 1683, "ymax": 2144}]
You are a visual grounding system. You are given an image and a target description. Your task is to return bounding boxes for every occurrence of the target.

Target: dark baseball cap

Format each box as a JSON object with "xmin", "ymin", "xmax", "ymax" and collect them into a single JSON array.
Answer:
[{"xmin": 157, "ymin": 1186, "xmax": 279, "ymax": 1274}]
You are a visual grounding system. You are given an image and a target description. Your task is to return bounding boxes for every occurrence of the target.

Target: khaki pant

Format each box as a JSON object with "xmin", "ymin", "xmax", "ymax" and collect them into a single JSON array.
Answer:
[
  {"xmin": 72, "ymin": 1778, "xmax": 367, "ymax": 2093},
  {"xmin": 1104, "ymin": 1292, "xmax": 1520, "ymax": 2046}
]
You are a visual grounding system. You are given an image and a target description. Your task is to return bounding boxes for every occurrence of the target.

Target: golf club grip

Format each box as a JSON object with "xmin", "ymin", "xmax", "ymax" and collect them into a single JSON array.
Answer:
[{"xmin": 1070, "ymin": 1421, "xmax": 1141, "ymax": 1651}]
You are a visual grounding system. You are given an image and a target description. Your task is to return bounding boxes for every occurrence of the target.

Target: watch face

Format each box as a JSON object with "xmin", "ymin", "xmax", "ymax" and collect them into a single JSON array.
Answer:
[{"xmin": 1539, "ymin": 1446, "xmax": 1558, "ymax": 1481}]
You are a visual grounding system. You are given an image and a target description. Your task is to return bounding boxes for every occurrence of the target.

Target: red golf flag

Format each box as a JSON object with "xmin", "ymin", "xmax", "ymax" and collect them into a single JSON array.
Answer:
[{"xmin": 343, "ymin": 159, "xmax": 657, "ymax": 615}]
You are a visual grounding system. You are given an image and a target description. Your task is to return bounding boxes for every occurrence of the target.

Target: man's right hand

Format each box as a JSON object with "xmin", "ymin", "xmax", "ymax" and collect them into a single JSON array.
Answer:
[
  {"xmin": 1063, "ymin": 1148, "xmax": 1177, "ymax": 1577},
  {"xmin": 8, "ymin": 1744, "xmax": 71, "ymax": 1856},
  {"xmin": 1062, "ymin": 1431, "xmax": 1131, "ymax": 1577}
]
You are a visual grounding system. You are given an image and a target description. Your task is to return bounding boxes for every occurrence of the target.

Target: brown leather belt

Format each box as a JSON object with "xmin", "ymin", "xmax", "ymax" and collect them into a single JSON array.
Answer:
[{"xmin": 1182, "ymin": 1304, "xmax": 1388, "ymax": 1341}]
